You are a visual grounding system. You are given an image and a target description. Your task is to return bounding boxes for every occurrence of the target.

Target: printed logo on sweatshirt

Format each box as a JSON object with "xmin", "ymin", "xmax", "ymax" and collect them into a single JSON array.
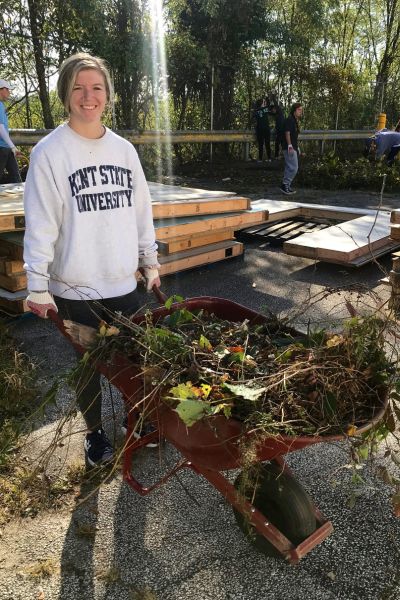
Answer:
[{"xmin": 68, "ymin": 164, "xmax": 134, "ymax": 213}]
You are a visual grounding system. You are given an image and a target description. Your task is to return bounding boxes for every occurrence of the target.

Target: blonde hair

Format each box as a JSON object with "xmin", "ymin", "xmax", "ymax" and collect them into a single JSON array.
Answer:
[{"xmin": 57, "ymin": 52, "xmax": 114, "ymax": 113}]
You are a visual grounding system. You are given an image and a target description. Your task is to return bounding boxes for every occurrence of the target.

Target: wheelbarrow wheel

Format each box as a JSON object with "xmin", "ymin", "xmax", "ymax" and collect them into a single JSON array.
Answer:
[{"xmin": 233, "ymin": 462, "xmax": 317, "ymax": 558}]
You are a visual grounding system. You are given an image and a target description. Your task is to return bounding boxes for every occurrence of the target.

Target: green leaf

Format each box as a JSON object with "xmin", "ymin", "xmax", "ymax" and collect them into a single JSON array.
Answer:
[
  {"xmin": 175, "ymin": 400, "xmax": 208, "ymax": 426},
  {"xmin": 199, "ymin": 335, "xmax": 212, "ymax": 350},
  {"xmin": 168, "ymin": 382, "xmax": 197, "ymax": 400},
  {"xmin": 357, "ymin": 445, "xmax": 369, "ymax": 460},
  {"xmin": 223, "ymin": 382, "xmax": 266, "ymax": 402},
  {"xmin": 165, "ymin": 295, "xmax": 184, "ymax": 310},
  {"xmin": 323, "ymin": 391, "xmax": 337, "ymax": 418}
]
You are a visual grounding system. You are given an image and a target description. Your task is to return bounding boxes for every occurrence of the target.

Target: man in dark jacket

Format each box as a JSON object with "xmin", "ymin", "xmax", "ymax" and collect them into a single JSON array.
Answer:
[
  {"xmin": 280, "ymin": 102, "xmax": 303, "ymax": 195},
  {"xmin": 253, "ymin": 97, "xmax": 271, "ymax": 162}
]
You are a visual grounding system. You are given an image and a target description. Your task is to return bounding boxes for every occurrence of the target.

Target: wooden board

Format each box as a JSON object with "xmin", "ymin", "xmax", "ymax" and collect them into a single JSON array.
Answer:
[
  {"xmin": 159, "ymin": 240, "xmax": 243, "ymax": 276},
  {"xmin": 155, "ymin": 209, "xmax": 266, "ymax": 240},
  {"xmin": 157, "ymin": 229, "xmax": 235, "ymax": 255},
  {"xmin": 0, "ymin": 272, "xmax": 27, "ymax": 292},
  {"xmin": 284, "ymin": 213, "xmax": 394, "ymax": 262},
  {"xmin": 152, "ymin": 196, "xmax": 250, "ymax": 219}
]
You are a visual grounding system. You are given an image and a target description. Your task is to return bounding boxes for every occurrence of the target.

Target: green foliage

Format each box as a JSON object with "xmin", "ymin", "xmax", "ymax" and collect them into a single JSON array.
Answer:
[{"xmin": 298, "ymin": 153, "xmax": 400, "ymax": 192}]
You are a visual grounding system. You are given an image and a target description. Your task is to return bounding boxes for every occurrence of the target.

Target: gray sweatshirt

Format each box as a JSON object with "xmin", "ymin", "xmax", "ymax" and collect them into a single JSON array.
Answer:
[
  {"xmin": 375, "ymin": 129, "xmax": 400, "ymax": 157},
  {"xmin": 23, "ymin": 123, "xmax": 158, "ymax": 300}
]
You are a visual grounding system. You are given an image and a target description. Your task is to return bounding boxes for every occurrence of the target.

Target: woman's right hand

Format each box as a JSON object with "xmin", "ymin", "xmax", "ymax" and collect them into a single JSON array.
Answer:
[{"xmin": 26, "ymin": 291, "xmax": 58, "ymax": 319}]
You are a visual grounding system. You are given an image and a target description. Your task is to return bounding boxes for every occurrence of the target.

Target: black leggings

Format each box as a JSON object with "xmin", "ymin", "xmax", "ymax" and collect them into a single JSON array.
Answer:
[
  {"xmin": 256, "ymin": 127, "xmax": 271, "ymax": 160},
  {"xmin": 0, "ymin": 148, "xmax": 21, "ymax": 183},
  {"xmin": 56, "ymin": 290, "xmax": 140, "ymax": 430}
]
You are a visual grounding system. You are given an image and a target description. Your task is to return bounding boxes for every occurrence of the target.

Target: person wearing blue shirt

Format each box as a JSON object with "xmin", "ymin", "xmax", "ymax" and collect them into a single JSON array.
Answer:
[{"xmin": 0, "ymin": 79, "xmax": 22, "ymax": 183}]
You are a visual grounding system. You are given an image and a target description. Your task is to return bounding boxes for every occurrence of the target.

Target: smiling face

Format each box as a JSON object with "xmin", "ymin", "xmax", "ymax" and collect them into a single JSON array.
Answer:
[{"xmin": 68, "ymin": 68, "xmax": 107, "ymax": 135}]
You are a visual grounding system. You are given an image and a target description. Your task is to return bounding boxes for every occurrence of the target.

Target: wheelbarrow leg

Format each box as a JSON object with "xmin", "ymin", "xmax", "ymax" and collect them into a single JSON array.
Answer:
[
  {"xmin": 121, "ymin": 406, "xmax": 193, "ymax": 496},
  {"xmin": 193, "ymin": 464, "xmax": 333, "ymax": 564}
]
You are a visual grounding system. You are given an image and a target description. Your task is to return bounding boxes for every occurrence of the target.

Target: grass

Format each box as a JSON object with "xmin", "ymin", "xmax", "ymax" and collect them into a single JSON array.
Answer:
[{"xmin": 0, "ymin": 461, "xmax": 85, "ymax": 524}]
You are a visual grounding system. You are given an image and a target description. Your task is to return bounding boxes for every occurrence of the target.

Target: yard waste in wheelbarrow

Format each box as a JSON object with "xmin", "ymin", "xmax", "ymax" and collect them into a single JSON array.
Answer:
[{"xmin": 49, "ymin": 293, "xmax": 391, "ymax": 564}]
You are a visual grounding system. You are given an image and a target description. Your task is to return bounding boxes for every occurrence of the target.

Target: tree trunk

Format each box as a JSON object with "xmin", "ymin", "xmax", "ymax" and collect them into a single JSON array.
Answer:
[{"xmin": 27, "ymin": 0, "xmax": 54, "ymax": 128}]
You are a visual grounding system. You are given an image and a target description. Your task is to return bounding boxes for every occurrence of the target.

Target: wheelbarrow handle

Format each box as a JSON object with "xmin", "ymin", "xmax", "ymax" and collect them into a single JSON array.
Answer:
[
  {"xmin": 138, "ymin": 266, "xmax": 167, "ymax": 305},
  {"xmin": 152, "ymin": 285, "xmax": 167, "ymax": 305}
]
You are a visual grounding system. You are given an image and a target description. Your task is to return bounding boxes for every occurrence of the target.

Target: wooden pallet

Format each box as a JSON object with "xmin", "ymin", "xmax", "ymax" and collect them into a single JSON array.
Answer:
[
  {"xmin": 0, "ymin": 232, "xmax": 24, "ymax": 260},
  {"xmin": 0, "ymin": 296, "xmax": 28, "ymax": 314},
  {"xmin": 0, "ymin": 257, "xmax": 24, "ymax": 275},
  {"xmin": 0, "ymin": 271, "xmax": 27, "ymax": 292},
  {"xmin": 238, "ymin": 218, "xmax": 335, "ymax": 245},
  {"xmin": 284, "ymin": 212, "xmax": 397, "ymax": 265}
]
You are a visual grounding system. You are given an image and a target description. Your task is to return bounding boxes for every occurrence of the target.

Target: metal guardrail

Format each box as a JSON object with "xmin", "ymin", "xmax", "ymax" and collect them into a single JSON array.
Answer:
[{"xmin": 10, "ymin": 128, "xmax": 375, "ymax": 146}]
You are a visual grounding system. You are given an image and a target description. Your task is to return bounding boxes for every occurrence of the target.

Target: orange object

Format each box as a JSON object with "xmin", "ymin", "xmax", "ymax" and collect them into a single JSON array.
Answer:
[{"xmin": 377, "ymin": 113, "xmax": 387, "ymax": 130}]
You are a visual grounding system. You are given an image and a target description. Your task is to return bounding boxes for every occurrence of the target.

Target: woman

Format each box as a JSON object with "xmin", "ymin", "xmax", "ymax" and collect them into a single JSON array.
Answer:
[
  {"xmin": 23, "ymin": 53, "xmax": 161, "ymax": 466},
  {"xmin": 280, "ymin": 102, "xmax": 303, "ymax": 195}
]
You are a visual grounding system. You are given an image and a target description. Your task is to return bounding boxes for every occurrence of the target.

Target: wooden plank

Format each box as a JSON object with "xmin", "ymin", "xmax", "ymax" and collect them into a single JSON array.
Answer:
[
  {"xmin": 159, "ymin": 240, "xmax": 243, "ymax": 276},
  {"xmin": 0, "ymin": 258, "xmax": 24, "ymax": 275},
  {"xmin": 155, "ymin": 209, "xmax": 266, "ymax": 240},
  {"xmin": 0, "ymin": 272, "xmax": 27, "ymax": 292},
  {"xmin": 283, "ymin": 213, "xmax": 392, "ymax": 262},
  {"xmin": 157, "ymin": 229, "xmax": 234, "ymax": 255},
  {"xmin": 152, "ymin": 196, "xmax": 250, "ymax": 219}
]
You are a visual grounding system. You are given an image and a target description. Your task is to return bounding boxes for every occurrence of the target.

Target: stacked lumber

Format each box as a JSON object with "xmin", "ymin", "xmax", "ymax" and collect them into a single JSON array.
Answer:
[
  {"xmin": 0, "ymin": 183, "xmax": 266, "ymax": 314},
  {"xmin": 0, "ymin": 232, "xmax": 27, "ymax": 314}
]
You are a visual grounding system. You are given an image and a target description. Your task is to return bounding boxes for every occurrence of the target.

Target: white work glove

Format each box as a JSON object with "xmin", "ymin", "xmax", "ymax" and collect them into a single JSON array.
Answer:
[
  {"xmin": 142, "ymin": 267, "xmax": 161, "ymax": 292},
  {"xmin": 26, "ymin": 291, "xmax": 58, "ymax": 319},
  {"xmin": 11, "ymin": 146, "xmax": 17, "ymax": 156},
  {"xmin": 288, "ymin": 144, "xmax": 294, "ymax": 154}
]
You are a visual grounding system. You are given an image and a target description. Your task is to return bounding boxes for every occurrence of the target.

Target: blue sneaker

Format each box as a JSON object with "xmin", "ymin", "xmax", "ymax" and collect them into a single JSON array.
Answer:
[{"xmin": 84, "ymin": 429, "xmax": 114, "ymax": 467}]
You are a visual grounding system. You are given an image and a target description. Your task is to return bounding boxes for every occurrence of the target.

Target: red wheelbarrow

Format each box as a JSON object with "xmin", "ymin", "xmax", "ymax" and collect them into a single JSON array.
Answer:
[{"xmin": 50, "ymin": 294, "xmax": 388, "ymax": 564}]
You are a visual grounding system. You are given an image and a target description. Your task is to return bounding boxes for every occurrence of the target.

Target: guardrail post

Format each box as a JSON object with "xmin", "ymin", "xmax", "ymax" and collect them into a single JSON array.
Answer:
[{"xmin": 243, "ymin": 142, "xmax": 250, "ymax": 161}]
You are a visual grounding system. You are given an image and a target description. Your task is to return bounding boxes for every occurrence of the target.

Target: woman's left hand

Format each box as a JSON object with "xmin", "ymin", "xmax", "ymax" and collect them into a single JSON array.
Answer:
[{"xmin": 143, "ymin": 267, "xmax": 161, "ymax": 291}]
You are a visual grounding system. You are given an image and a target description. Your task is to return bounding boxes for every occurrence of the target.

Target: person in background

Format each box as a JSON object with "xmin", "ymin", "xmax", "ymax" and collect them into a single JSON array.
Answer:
[
  {"xmin": 280, "ymin": 102, "xmax": 303, "ymax": 195},
  {"xmin": 374, "ymin": 129, "xmax": 400, "ymax": 165},
  {"xmin": 0, "ymin": 79, "xmax": 22, "ymax": 183},
  {"xmin": 269, "ymin": 101, "xmax": 286, "ymax": 158},
  {"xmin": 23, "ymin": 52, "xmax": 161, "ymax": 467},
  {"xmin": 253, "ymin": 97, "xmax": 272, "ymax": 162}
]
